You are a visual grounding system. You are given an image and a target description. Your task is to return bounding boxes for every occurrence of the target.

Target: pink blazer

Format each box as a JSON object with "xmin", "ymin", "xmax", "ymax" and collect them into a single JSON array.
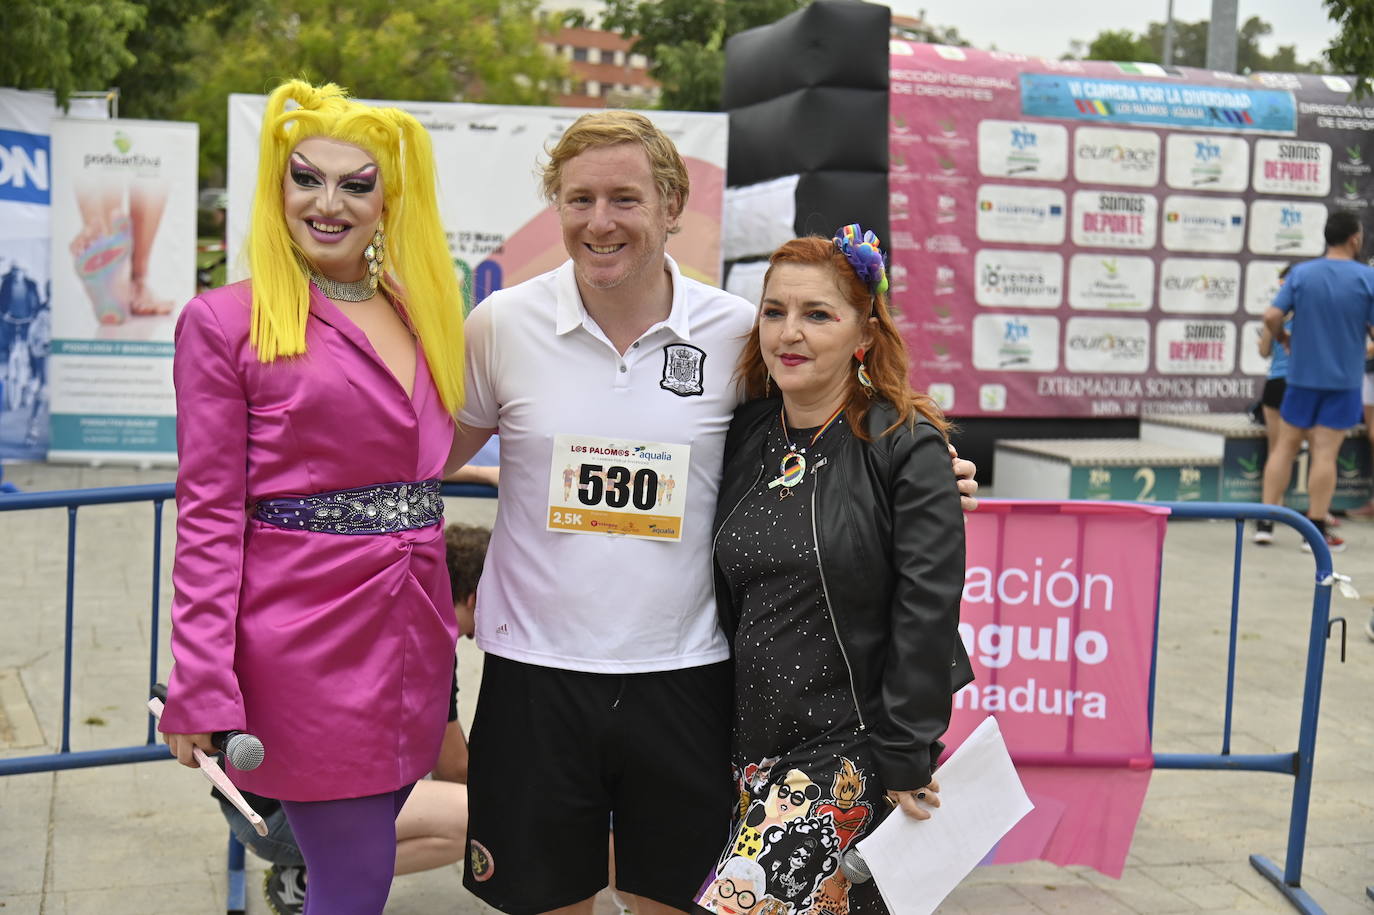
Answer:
[{"xmin": 160, "ymin": 281, "xmax": 459, "ymax": 801}]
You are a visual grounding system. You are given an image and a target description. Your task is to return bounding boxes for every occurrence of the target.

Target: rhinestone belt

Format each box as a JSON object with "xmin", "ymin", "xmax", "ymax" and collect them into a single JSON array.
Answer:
[{"xmin": 253, "ymin": 479, "xmax": 443, "ymax": 534}]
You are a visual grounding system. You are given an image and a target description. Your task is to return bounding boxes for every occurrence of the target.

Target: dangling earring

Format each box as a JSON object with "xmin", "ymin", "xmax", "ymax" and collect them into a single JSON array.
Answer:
[
  {"xmin": 765, "ymin": 373, "xmax": 773, "ymax": 397},
  {"xmin": 855, "ymin": 347, "xmax": 875, "ymax": 397},
  {"xmin": 365, "ymin": 220, "xmax": 385, "ymax": 292}
]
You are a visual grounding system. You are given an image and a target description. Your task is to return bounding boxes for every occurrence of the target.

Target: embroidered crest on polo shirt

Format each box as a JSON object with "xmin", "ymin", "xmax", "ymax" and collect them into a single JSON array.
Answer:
[{"xmin": 660, "ymin": 343, "xmax": 706, "ymax": 397}]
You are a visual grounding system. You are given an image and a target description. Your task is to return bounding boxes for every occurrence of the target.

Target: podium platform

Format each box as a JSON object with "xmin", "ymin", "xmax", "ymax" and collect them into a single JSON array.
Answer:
[{"xmin": 994, "ymin": 413, "xmax": 1373, "ymax": 508}]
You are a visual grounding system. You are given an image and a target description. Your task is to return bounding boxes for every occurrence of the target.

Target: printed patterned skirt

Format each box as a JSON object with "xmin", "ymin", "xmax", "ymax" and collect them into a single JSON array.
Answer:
[{"xmin": 696, "ymin": 739, "xmax": 892, "ymax": 915}]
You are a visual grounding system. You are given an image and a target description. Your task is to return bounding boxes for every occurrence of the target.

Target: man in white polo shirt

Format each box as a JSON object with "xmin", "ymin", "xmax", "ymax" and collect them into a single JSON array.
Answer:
[{"xmin": 446, "ymin": 111, "xmax": 974, "ymax": 915}]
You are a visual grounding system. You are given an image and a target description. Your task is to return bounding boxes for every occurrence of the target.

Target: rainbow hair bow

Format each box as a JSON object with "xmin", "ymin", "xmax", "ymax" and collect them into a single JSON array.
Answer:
[{"xmin": 833, "ymin": 224, "xmax": 889, "ymax": 296}]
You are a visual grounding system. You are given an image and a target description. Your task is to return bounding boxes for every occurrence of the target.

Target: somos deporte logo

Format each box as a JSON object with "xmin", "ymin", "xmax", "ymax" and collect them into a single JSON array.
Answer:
[{"xmin": 0, "ymin": 128, "xmax": 50, "ymax": 205}]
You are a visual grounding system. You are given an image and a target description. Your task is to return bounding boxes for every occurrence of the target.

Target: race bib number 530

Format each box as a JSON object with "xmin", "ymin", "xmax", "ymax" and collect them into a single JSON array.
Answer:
[{"xmin": 547, "ymin": 433, "xmax": 690, "ymax": 541}]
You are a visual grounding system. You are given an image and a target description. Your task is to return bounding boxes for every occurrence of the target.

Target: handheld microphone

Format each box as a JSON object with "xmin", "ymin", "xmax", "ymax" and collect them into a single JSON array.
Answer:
[
  {"xmin": 150, "ymin": 683, "xmax": 265, "ymax": 771},
  {"xmin": 212, "ymin": 730, "xmax": 266, "ymax": 772},
  {"xmin": 147, "ymin": 694, "xmax": 269, "ymax": 837},
  {"xmin": 838, "ymin": 848, "xmax": 872, "ymax": 884}
]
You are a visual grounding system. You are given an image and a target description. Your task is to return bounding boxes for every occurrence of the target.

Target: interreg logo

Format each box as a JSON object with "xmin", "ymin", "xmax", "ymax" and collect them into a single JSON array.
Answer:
[
  {"xmin": 1004, "ymin": 319, "xmax": 1030, "ymax": 343},
  {"xmin": 0, "ymin": 128, "xmax": 50, "ymax": 205},
  {"xmin": 1280, "ymin": 206, "xmax": 1302, "ymax": 228},
  {"xmin": 1195, "ymin": 140, "xmax": 1222, "ymax": 162},
  {"xmin": 1010, "ymin": 127, "xmax": 1037, "ymax": 150}
]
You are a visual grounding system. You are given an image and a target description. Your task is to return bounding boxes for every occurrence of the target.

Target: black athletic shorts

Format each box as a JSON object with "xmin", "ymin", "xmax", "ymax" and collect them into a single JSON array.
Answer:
[
  {"xmin": 1262, "ymin": 376, "xmax": 1287, "ymax": 410},
  {"xmin": 463, "ymin": 654, "xmax": 735, "ymax": 914}
]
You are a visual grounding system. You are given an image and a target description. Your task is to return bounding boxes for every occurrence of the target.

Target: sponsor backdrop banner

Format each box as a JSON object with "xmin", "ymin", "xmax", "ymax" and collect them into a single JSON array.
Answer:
[
  {"xmin": 47, "ymin": 118, "xmax": 198, "ymax": 463},
  {"xmin": 946, "ymin": 500, "xmax": 1169, "ymax": 876},
  {"xmin": 227, "ymin": 96, "xmax": 728, "ymax": 307},
  {"xmin": 890, "ymin": 45, "xmax": 1370, "ymax": 418}
]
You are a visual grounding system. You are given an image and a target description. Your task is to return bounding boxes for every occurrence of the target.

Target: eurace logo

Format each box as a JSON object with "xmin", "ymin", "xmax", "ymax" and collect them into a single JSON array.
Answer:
[
  {"xmin": 0, "ymin": 128, "xmax": 50, "ymax": 205},
  {"xmin": 1163, "ymin": 273, "xmax": 1238, "ymax": 298},
  {"xmin": 1067, "ymin": 332, "xmax": 1146, "ymax": 358},
  {"xmin": 1076, "ymin": 143, "xmax": 1157, "ymax": 170}
]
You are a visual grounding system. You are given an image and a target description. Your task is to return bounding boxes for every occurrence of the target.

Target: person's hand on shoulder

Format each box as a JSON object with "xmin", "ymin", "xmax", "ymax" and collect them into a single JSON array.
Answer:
[{"xmin": 949, "ymin": 444, "xmax": 978, "ymax": 511}]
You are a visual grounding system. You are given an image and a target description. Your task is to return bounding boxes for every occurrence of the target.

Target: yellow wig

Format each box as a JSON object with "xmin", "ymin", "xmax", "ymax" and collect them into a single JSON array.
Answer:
[{"xmin": 247, "ymin": 79, "xmax": 464, "ymax": 414}]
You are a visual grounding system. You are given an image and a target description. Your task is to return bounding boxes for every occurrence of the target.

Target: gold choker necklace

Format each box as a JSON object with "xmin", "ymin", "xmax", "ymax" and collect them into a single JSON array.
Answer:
[{"xmin": 310, "ymin": 271, "xmax": 375, "ymax": 302}]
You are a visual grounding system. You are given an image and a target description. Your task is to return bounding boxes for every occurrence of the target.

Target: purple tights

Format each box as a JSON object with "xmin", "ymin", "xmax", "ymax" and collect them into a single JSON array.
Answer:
[{"xmin": 280, "ymin": 783, "xmax": 414, "ymax": 915}]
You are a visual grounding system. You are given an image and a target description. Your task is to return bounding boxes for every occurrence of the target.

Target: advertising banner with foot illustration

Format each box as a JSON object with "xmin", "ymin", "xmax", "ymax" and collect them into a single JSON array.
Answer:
[{"xmin": 46, "ymin": 118, "xmax": 198, "ymax": 463}]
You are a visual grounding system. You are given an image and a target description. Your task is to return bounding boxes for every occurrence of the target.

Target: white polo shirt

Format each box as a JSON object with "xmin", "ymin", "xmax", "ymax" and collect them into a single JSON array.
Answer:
[{"xmin": 460, "ymin": 255, "xmax": 756, "ymax": 673}]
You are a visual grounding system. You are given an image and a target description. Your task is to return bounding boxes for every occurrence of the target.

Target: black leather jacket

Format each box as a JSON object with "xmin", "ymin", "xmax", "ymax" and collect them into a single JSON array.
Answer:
[{"xmin": 712, "ymin": 397, "xmax": 973, "ymax": 791}]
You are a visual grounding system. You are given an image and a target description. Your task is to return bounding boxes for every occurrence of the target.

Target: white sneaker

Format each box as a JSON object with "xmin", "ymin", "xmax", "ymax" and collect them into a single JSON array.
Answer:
[{"xmin": 1253, "ymin": 522, "xmax": 1274, "ymax": 545}]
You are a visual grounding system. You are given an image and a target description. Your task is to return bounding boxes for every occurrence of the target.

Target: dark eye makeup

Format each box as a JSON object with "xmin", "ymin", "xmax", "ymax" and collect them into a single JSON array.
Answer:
[{"xmin": 288, "ymin": 156, "xmax": 378, "ymax": 194}]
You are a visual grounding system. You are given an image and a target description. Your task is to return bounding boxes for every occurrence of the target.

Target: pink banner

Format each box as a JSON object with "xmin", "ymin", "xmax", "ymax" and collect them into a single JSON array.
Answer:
[
  {"xmin": 944, "ymin": 500, "xmax": 1169, "ymax": 877},
  {"xmin": 887, "ymin": 44, "xmax": 1347, "ymax": 420}
]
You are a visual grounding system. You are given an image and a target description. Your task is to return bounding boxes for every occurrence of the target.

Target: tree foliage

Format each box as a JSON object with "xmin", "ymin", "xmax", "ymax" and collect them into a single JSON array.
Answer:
[
  {"xmin": 1324, "ymin": 0, "xmax": 1374, "ymax": 97},
  {"xmin": 0, "ymin": 0, "xmax": 144, "ymax": 107},
  {"xmin": 170, "ymin": 0, "xmax": 565, "ymax": 178},
  {"xmin": 1070, "ymin": 16, "xmax": 1322, "ymax": 74},
  {"xmin": 113, "ymin": 0, "xmax": 238, "ymax": 120},
  {"xmin": 600, "ymin": 0, "xmax": 809, "ymax": 111},
  {"xmin": 891, "ymin": 10, "xmax": 970, "ymax": 47},
  {"xmin": 1084, "ymin": 30, "xmax": 1156, "ymax": 64}
]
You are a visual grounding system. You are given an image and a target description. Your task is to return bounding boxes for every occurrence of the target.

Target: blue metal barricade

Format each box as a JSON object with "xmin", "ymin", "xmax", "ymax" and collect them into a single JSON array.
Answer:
[
  {"xmin": 0, "ymin": 480, "xmax": 496, "ymax": 913},
  {"xmin": 0, "ymin": 489, "xmax": 1343, "ymax": 913},
  {"xmin": 1151, "ymin": 501, "xmax": 1338, "ymax": 915}
]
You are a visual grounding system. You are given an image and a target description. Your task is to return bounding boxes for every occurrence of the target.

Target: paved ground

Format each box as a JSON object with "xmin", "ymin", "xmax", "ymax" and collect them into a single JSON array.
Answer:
[{"xmin": 1, "ymin": 463, "xmax": 1373, "ymax": 914}]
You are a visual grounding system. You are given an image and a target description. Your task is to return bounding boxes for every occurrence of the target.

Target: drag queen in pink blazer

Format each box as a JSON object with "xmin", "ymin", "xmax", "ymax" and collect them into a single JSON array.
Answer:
[{"xmin": 158, "ymin": 80, "xmax": 466, "ymax": 914}]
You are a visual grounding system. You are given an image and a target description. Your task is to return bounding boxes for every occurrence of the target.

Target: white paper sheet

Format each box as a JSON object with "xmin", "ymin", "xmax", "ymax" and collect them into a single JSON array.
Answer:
[{"xmin": 854, "ymin": 717, "xmax": 1033, "ymax": 915}]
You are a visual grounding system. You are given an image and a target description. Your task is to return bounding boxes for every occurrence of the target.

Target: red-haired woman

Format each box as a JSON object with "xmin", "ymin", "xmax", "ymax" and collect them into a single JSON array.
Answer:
[{"xmin": 697, "ymin": 227, "xmax": 971, "ymax": 915}]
